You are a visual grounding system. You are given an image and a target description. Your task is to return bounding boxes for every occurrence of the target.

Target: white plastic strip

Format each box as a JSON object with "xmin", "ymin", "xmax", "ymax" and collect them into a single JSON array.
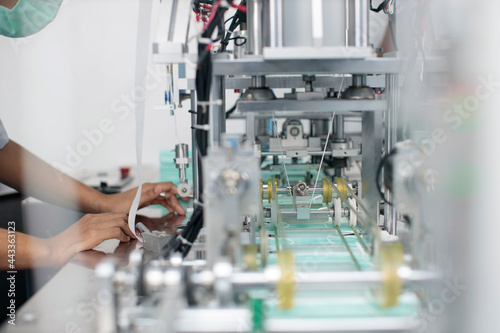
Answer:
[
  {"xmin": 310, "ymin": 74, "xmax": 345, "ymax": 206},
  {"xmin": 272, "ymin": 113, "xmax": 292, "ymax": 197},
  {"xmin": 128, "ymin": 0, "xmax": 154, "ymax": 242},
  {"xmin": 310, "ymin": 112, "xmax": 335, "ymax": 208}
]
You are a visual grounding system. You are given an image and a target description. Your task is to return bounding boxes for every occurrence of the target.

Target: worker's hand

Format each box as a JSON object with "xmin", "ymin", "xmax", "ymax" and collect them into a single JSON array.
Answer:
[
  {"xmin": 104, "ymin": 182, "xmax": 189, "ymax": 215},
  {"xmin": 136, "ymin": 213, "xmax": 186, "ymax": 236},
  {"xmin": 44, "ymin": 213, "xmax": 136, "ymax": 267}
]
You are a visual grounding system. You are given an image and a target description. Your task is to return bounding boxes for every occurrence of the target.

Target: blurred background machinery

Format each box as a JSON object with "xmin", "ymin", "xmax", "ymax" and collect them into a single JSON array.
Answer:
[
  {"xmin": 5, "ymin": 1, "xmax": 456, "ymax": 332},
  {"xmin": 91, "ymin": 1, "xmax": 448, "ymax": 332}
]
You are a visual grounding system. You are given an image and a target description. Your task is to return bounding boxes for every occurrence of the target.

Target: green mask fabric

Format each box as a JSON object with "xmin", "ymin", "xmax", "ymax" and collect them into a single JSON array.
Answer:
[{"xmin": 0, "ymin": 0, "xmax": 63, "ymax": 38}]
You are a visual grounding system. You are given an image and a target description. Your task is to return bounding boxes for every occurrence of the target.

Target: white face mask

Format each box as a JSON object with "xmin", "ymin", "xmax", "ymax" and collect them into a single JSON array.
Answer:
[{"xmin": 0, "ymin": 0, "xmax": 63, "ymax": 38}]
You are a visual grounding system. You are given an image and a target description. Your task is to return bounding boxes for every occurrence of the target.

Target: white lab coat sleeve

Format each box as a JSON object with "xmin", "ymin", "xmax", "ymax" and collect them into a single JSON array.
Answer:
[{"xmin": 0, "ymin": 119, "xmax": 9, "ymax": 150}]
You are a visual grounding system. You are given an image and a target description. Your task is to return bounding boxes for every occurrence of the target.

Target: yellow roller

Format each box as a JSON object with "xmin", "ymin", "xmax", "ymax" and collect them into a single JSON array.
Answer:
[
  {"xmin": 378, "ymin": 242, "xmax": 404, "ymax": 307},
  {"xmin": 268, "ymin": 179, "xmax": 272, "ymax": 203},
  {"xmin": 243, "ymin": 244, "xmax": 259, "ymax": 271},
  {"xmin": 322, "ymin": 178, "xmax": 332, "ymax": 203},
  {"xmin": 336, "ymin": 177, "xmax": 348, "ymax": 202},
  {"xmin": 277, "ymin": 251, "xmax": 295, "ymax": 309},
  {"xmin": 260, "ymin": 179, "xmax": 264, "ymax": 200}
]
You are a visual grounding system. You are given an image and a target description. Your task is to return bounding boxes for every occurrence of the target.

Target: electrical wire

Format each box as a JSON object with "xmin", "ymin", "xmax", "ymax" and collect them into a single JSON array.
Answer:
[
  {"xmin": 230, "ymin": 36, "xmax": 246, "ymax": 46},
  {"xmin": 225, "ymin": 101, "xmax": 238, "ymax": 118},
  {"xmin": 310, "ymin": 112, "xmax": 336, "ymax": 208},
  {"xmin": 161, "ymin": 205, "xmax": 204, "ymax": 259},
  {"xmin": 375, "ymin": 149, "xmax": 397, "ymax": 206},
  {"xmin": 272, "ymin": 113, "xmax": 292, "ymax": 197},
  {"xmin": 219, "ymin": 1, "xmax": 246, "ymax": 52},
  {"xmin": 338, "ymin": 74, "xmax": 346, "ymax": 99},
  {"xmin": 370, "ymin": 0, "xmax": 394, "ymax": 14},
  {"xmin": 163, "ymin": 1, "xmax": 239, "ymax": 259}
]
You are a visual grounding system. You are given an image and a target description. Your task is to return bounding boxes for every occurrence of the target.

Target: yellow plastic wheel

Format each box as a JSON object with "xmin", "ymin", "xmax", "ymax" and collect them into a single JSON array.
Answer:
[
  {"xmin": 336, "ymin": 177, "xmax": 348, "ymax": 202},
  {"xmin": 277, "ymin": 251, "xmax": 295, "ymax": 310},
  {"xmin": 322, "ymin": 178, "xmax": 332, "ymax": 203},
  {"xmin": 378, "ymin": 243, "xmax": 404, "ymax": 307},
  {"xmin": 260, "ymin": 179, "xmax": 264, "ymax": 201},
  {"xmin": 268, "ymin": 179, "xmax": 273, "ymax": 203}
]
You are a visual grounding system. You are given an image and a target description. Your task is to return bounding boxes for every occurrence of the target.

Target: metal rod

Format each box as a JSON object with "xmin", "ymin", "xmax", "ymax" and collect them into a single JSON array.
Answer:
[
  {"xmin": 350, "ymin": 0, "xmax": 369, "ymax": 48},
  {"xmin": 190, "ymin": 91, "xmax": 200, "ymax": 204},
  {"xmin": 351, "ymin": 225, "xmax": 369, "ymax": 254},
  {"xmin": 336, "ymin": 178, "xmax": 378, "ymax": 231},
  {"xmin": 223, "ymin": 268, "xmax": 440, "ymax": 288},
  {"xmin": 327, "ymin": 178, "xmax": 381, "ymax": 247},
  {"xmin": 269, "ymin": 0, "xmax": 283, "ymax": 48},
  {"xmin": 263, "ymin": 185, "xmax": 323, "ymax": 194},
  {"xmin": 261, "ymin": 150, "xmax": 357, "ymax": 157},
  {"xmin": 262, "ymin": 182, "xmax": 356, "ymax": 194},
  {"xmin": 352, "ymin": 74, "xmax": 366, "ymax": 87},
  {"xmin": 247, "ymin": 0, "xmax": 263, "ymax": 55},
  {"xmin": 335, "ymin": 226, "xmax": 361, "ymax": 271},
  {"xmin": 209, "ymin": 76, "xmax": 224, "ymax": 146},
  {"xmin": 167, "ymin": 0, "xmax": 179, "ymax": 42},
  {"xmin": 273, "ymin": 225, "xmax": 281, "ymax": 252},
  {"xmin": 385, "ymin": 74, "xmax": 399, "ymax": 235},
  {"xmin": 264, "ymin": 317, "xmax": 415, "ymax": 333},
  {"xmin": 278, "ymin": 209, "xmax": 331, "ymax": 217},
  {"xmin": 252, "ymin": 75, "xmax": 266, "ymax": 88},
  {"xmin": 334, "ymin": 114, "xmax": 345, "ymax": 140}
]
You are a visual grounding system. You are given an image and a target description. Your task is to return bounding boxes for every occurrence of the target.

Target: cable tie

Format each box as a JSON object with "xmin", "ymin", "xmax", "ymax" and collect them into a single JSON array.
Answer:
[
  {"xmin": 198, "ymin": 37, "xmax": 213, "ymax": 45},
  {"xmin": 178, "ymin": 235, "xmax": 193, "ymax": 246},
  {"xmin": 197, "ymin": 100, "xmax": 223, "ymax": 106},
  {"xmin": 192, "ymin": 124, "xmax": 210, "ymax": 131}
]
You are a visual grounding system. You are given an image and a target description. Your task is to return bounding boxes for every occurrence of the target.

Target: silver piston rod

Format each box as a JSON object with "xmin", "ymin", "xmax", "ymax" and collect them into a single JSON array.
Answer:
[{"xmin": 262, "ymin": 182, "xmax": 358, "ymax": 197}]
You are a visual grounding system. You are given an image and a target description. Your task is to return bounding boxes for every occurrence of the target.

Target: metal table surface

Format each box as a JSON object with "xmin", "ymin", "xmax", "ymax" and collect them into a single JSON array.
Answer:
[
  {"xmin": 1, "ymin": 239, "xmax": 139, "ymax": 333},
  {"xmin": 0, "ymin": 205, "xmax": 184, "ymax": 333}
]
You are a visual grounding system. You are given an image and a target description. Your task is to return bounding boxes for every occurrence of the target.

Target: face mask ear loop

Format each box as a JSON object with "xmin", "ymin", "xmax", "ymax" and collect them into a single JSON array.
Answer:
[{"xmin": 127, "ymin": 0, "xmax": 154, "ymax": 243}]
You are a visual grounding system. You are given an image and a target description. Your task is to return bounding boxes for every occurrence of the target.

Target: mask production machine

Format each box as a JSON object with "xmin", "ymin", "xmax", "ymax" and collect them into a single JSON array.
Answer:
[{"xmin": 7, "ymin": 1, "xmax": 451, "ymax": 332}]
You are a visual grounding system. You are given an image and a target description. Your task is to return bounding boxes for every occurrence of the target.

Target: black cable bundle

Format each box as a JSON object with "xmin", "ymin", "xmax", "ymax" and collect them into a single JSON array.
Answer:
[
  {"xmin": 162, "ymin": 2, "xmax": 231, "ymax": 260},
  {"xmin": 161, "ymin": 205, "xmax": 204, "ymax": 259},
  {"xmin": 194, "ymin": 1, "xmax": 229, "ymax": 199},
  {"xmin": 376, "ymin": 148, "xmax": 397, "ymax": 206},
  {"xmin": 219, "ymin": 1, "xmax": 246, "ymax": 53},
  {"xmin": 370, "ymin": 0, "xmax": 392, "ymax": 13}
]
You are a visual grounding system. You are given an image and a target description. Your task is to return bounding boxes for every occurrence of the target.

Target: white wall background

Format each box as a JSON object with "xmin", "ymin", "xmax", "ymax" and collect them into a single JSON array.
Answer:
[
  {"xmin": 0, "ymin": 0, "xmax": 192, "ymax": 176},
  {"xmin": 0, "ymin": 0, "xmax": 388, "ymax": 176}
]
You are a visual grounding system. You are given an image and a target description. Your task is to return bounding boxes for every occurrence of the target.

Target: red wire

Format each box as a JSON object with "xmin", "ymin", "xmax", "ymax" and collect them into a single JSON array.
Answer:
[
  {"xmin": 203, "ymin": 0, "xmax": 222, "ymax": 30},
  {"xmin": 231, "ymin": 3, "xmax": 247, "ymax": 13},
  {"xmin": 201, "ymin": 1, "xmax": 246, "ymax": 33},
  {"xmin": 384, "ymin": 1, "xmax": 390, "ymax": 13}
]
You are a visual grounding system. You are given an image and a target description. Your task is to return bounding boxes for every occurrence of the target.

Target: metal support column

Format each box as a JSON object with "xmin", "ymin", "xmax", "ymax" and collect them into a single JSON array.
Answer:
[
  {"xmin": 247, "ymin": 0, "xmax": 263, "ymax": 56},
  {"xmin": 348, "ymin": 0, "xmax": 369, "ymax": 47},
  {"xmin": 190, "ymin": 90, "xmax": 200, "ymax": 205},
  {"xmin": 246, "ymin": 113, "xmax": 256, "ymax": 144},
  {"xmin": 209, "ymin": 76, "xmax": 225, "ymax": 147},
  {"xmin": 334, "ymin": 115, "xmax": 345, "ymax": 140},
  {"xmin": 361, "ymin": 111, "xmax": 383, "ymax": 231},
  {"xmin": 334, "ymin": 114, "xmax": 346, "ymax": 179},
  {"xmin": 385, "ymin": 74, "xmax": 399, "ymax": 235}
]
